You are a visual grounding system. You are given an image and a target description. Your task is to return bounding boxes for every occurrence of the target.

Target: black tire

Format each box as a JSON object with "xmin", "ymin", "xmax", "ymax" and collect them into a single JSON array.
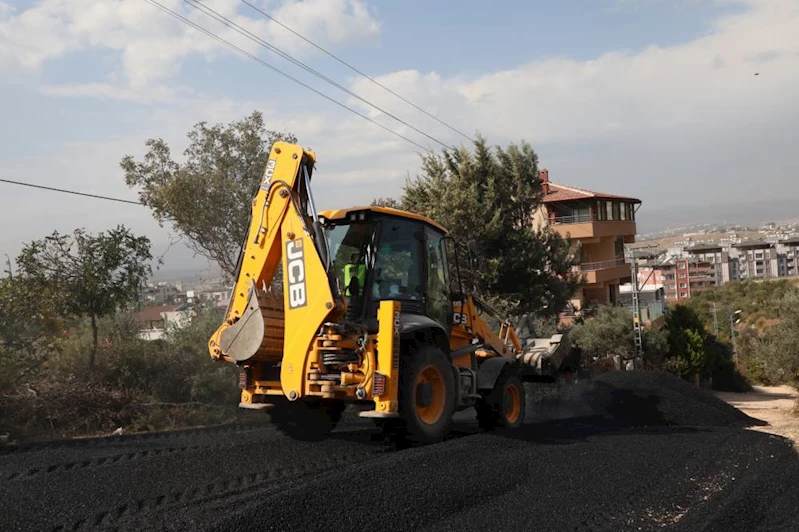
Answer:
[
  {"xmin": 270, "ymin": 399, "xmax": 344, "ymax": 442},
  {"xmin": 476, "ymin": 370, "xmax": 526, "ymax": 430},
  {"xmin": 397, "ymin": 345, "xmax": 456, "ymax": 444}
]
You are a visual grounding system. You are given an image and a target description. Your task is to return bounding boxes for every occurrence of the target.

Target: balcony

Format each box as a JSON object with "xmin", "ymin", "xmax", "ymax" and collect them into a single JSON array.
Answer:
[
  {"xmin": 577, "ymin": 258, "xmax": 630, "ymax": 285},
  {"xmin": 549, "ymin": 214, "xmax": 636, "ymax": 239}
]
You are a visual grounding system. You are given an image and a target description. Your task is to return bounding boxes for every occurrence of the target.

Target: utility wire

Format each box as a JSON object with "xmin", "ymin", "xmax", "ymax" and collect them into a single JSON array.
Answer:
[
  {"xmin": 145, "ymin": 0, "xmax": 430, "ymax": 152},
  {"xmin": 0, "ymin": 178, "xmax": 142, "ymax": 206},
  {"xmin": 185, "ymin": 0, "xmax": 453, "ymax": 150},
  {"xmin": 239, "ymin": 0, "xmax": 475, "ymax": 143}
]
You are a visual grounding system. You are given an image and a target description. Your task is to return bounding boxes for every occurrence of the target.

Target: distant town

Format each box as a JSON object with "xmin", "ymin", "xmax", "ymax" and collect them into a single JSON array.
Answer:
[
  {"xmin": 634, "ymin": 219, "xmax": 799, "ymax": 301},
  {"xmin": 134, "ymin": 274, "xmax": 231, "ymax": 340}
]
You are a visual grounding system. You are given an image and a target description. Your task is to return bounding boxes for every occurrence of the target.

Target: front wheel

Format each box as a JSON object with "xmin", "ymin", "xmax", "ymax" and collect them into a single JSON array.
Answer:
[
  {"xmin": 476, "ymin": 371, "xmax": 526, "ymax": 430},
  {"xmin": 397, "ymin": 345, "xmax": 456, "ymax": 444}
]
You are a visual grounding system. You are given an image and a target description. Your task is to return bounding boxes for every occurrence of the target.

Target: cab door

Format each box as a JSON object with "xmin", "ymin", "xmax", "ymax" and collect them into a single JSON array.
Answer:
[{"xmin": 424, "ymin": 226, "xmax": 452, "ymax": 330}]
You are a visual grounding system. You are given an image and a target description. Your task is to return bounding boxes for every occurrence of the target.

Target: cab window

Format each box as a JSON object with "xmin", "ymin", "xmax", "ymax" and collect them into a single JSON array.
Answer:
[{"xmin": 372, "ymin": 219, "xmax": 423, "ymax": 301}]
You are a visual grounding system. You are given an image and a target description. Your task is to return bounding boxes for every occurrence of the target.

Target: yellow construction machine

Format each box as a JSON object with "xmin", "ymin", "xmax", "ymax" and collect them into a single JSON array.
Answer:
[{"xmin": 209, "ymin": 141, "xmax": 574, "ymax": 443}]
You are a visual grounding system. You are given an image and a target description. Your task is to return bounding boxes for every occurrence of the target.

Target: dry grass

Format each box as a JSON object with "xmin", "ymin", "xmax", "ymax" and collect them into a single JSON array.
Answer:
[{"xmin": 0, "ymin": 379, "xmax": 248, "ymax": 443}]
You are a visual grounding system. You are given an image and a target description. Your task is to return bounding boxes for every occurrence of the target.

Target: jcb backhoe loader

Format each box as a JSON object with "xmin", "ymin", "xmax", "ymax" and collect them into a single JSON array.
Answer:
[{"xmin": 209, "ymin": 141, "xmax": 573, "ymax": 443}]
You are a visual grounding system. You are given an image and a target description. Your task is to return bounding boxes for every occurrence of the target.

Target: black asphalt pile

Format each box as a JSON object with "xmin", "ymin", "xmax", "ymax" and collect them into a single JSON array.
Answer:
[{"xmin": 526, "ymin": 370, "xmax": 764, "ymax": 428}]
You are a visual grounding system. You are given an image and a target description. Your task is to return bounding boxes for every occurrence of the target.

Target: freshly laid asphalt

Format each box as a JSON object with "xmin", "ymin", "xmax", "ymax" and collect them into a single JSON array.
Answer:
[{"xmin": 1, "ymin": 372, "xmax": 798, "ymax": 532}]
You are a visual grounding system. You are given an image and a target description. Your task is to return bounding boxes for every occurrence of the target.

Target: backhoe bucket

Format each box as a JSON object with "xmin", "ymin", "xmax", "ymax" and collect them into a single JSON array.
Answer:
[{"xmin": 220, "ymin": 284, "xmax": 265, "ymax": 362}]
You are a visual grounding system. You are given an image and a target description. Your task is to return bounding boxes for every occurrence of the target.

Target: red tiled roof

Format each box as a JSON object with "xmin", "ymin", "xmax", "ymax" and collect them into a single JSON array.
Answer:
[
  {"xmin": 542, "ymin": 183, "xmax": 641, "ymax": 204},
  {"xmin": 134, "ymin": 304, "xmax": 183, "ymax": 322}
]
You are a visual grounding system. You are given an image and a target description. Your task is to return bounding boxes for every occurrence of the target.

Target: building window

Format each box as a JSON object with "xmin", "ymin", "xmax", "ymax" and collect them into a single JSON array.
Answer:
[
  {"xmin": 605, "ymin": 201, "xmax": 612, "ymax": 221},
  {"xmin": 679, "ymin": 273, "xmax": 687, "ymax": 278},
  {"xmin": 612, "ymin": 202, "xmax": 620, "ymax": 220},
  {"xmin": 678, "ymin": 263, "xmax": 686, "ymax": 269},
  {"xmin": 621, "ymin": 203, "xmax": 628, "ymax": 221},
  {"xmin": 679, "ymin": 283, "xmax": 687, "ymax": 288},
  {"xmin": 596, "ymin": 201, "xmax": 606, "ymax": 221},
  {"xmin": 680, "ymin": 292, "xmax": 688, "ymax": 298},
  {"xmin": 627, "ymin": 203, "xmax": 636, "ymax": 221}
]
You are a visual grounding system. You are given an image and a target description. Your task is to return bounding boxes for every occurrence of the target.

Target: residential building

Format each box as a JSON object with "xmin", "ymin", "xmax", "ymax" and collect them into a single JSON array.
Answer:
[
  {"xmin": 532, "ymin": 169, "xmax": 641, "ymax": 313},
  {"xmin": 733, "ymin": 240, "xmax": 779, "ymax": 280},
  {"xmin": 685, "ymin": 244, "xmax": 733, "ymax": 284},
  {"xmin": 618, "ymin": 283, "xmax": 666, "ymax": 328},
  {"xmin": 637, "ymin": 254, "xmax": 718, "ymax": 303},
  {"xmin": 134, "ymin": 304, "xmax": 192, "ymax": 341},
  {"xmin": 777, "ymin": 237, "xmax": 799, "ymax": 277},
  {"xmin": 140, "ymin": 281, "xmax": 184, "ymax": 305}
]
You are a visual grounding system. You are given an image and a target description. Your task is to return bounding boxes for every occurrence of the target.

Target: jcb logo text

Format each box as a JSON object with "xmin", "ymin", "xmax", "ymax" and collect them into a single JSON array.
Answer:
[{"xmin": 286, "ymin": 239, "xmax": 307, "ymax": 309}]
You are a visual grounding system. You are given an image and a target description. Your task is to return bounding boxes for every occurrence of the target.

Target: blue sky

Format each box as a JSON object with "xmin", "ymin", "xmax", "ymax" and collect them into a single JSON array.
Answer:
[{"xmin": 0, "ymin": 0, "xmax": 797, "ymax": 275}]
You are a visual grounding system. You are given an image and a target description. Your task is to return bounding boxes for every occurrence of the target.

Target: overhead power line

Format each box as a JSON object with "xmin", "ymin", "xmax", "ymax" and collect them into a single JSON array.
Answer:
[
  {"xmin": 0, "ymin": 178, "xmax": 142, "ymax": 206},
  {"xmin": 185, "ymin": 0, "xmax": 453, "ymax": 151},
  {"xmin": 239, "ymin": 0, "xmax": 475, "ymax": 143},
  {"xmin": 145, "ymin": 0, "xmax": 430, "ymax": 152}
]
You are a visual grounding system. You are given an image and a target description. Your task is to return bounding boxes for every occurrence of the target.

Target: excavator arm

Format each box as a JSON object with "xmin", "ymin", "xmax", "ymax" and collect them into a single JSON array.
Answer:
[{"xmin": 209, "ymin": 142, "xmax": 343, "ymax": 400}]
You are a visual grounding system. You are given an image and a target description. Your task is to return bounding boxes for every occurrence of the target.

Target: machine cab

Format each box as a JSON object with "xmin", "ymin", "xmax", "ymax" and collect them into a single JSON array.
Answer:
[{"xmin": 321, "ymin": 207, "xmax": 452, "ymax": 332}]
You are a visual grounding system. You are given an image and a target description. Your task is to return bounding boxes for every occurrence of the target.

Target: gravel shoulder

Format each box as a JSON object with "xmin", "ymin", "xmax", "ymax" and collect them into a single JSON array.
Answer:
[{"xmin": 715, "ymin": 385, "xmax": 799, "ymax": 449}]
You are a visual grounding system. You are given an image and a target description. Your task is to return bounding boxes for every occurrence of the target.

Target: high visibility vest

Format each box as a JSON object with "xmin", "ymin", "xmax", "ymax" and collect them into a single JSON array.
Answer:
[{"xmin": 344, "ymin": 264, "xmax": 366, "ymax": 296}]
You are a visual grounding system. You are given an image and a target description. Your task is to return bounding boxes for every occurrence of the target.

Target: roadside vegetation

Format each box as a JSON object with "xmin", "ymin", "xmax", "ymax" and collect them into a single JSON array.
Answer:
[{"xmin": 0, "ymin": 241, "xmax": 246, "ymax": 441}]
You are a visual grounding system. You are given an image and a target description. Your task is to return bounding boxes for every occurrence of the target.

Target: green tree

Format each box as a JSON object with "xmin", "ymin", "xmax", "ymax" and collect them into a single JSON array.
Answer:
[
  {"xmin": 401, "ymin": 137, "xmax": 581, "ymax": 315},
  {"xmin": 568, "ymin": 305, "xmax": 667, "ymax": 364},
  {"xmin": 664, "ymin": 304, "xmax": 717, "ymax": 380},
  {"xmin": 16, "ymin": 226, "xmax": 152, "ymax": 370},
  {"xmin": 751, "ymin": 291, "xmax": 799, "ymax": 386},
  {"xmin": 0, "ymin": 273, "xmax": 66, "ymax": 390},
  {"xmin": 664, "ymin": 327, "xmax": 706, "ymax": 380},
  {"xmin": 121, "ymin": 111, "xmax": 296, "ymax": 278},
  {"xmin": 370, "ymin": 197, "xmax": 403, "ymax": 209}
]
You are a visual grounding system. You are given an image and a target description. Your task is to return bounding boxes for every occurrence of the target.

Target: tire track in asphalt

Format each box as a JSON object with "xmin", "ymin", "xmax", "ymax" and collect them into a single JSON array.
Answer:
[{"xmin": 49, "ymin": 450, "xmax": 386, "ymax": 532}]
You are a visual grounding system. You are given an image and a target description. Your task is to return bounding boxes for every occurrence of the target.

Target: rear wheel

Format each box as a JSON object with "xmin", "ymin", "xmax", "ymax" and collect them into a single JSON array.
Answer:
[
  {"xmin": 397, "ymin": 345, "xmax": 455, "ymax": 444},
  {"xmin": 270, "ymin": 399, "xmax": 344, "ymax": 442},
  {"xmin": 477, "ymin": 371, "xmax": 525, "ymax": 430}
]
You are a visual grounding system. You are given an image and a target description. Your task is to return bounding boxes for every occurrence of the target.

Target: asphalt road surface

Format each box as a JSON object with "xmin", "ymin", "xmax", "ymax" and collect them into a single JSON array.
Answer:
[{"xmin": 2, "ymin": 376, "xmax": 798, "ymax": 532}]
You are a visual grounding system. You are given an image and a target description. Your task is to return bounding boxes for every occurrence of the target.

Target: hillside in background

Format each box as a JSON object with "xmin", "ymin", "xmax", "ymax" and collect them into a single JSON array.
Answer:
[{"xmin": 636, "ymin": 198, "xmax": 799, "ymax": 236}]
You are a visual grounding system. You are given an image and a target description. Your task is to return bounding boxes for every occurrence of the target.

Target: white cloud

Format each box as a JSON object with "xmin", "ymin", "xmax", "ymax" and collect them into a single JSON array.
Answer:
[
  {"xmin": 0, "ymin": 0, "xmax": 381, "ymax": 97},
  {"xmin": 348, "ymin": 0, "xmax": 799, "ymax": 147}
]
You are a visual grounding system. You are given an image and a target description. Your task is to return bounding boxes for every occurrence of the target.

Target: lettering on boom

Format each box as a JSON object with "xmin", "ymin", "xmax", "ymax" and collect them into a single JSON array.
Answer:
[
  {"xmin": 260, "ymin": 159, "xmax": 276, "ymax": 191},
  {"xmin": 286, "ymin": 239, "xmax": 307, "ymax": 309}
]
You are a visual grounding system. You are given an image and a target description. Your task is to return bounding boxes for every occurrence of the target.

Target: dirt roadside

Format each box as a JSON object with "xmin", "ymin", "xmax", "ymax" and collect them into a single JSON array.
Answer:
[{"xmin": 716, "ymin": 385, "xmax": 799, "ymax": 449}]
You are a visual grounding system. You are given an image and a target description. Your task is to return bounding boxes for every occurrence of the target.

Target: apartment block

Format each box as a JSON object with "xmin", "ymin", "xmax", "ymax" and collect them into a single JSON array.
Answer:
[
  {"xmin": 532, "ymin": 169, "xmax": 641, "ymax": 313},
  {"xmin": 778, "ymin": 237, "xmax": 799, "ymax": 276},
  {"xmin": 733, "ymin": 240, "xmax": 779, "ymax": 280},
  {"xmin": 685, "ymin": 244, "xmax": 733, "ymax": 284},
  {"xmin": 638, "ymin": 257, "xmax": 715, "ymax": 303}
]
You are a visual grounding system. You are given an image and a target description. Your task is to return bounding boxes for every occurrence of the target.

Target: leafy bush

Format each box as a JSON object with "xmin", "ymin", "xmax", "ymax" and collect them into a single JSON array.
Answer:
[
  {"xmin": 0, "ymin": 308, "xmax": 241, "ymax": 441},
  {"xmin": 750, "ymin": 292, "xmax": 799, "ymax": 387},
  {"xmin": 569, "ymin": 305, "xmax": 667, "ymax": 365}
]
